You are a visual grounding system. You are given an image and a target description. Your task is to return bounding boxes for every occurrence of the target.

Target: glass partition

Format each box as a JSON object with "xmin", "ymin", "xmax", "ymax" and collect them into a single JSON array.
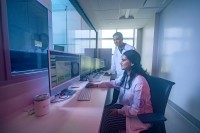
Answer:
[
  {"xmin": 6, "ymin": 0, "xmax": 49, "ymax": 75},
  {"xmin": 52, "ymin": 0, "xmax": 97, "ymax": 54}
]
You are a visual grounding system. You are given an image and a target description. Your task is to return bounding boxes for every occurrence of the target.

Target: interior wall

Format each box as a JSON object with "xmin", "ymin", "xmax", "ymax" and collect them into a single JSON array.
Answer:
[
  {"xmin": 0, "ymin": 0, "xmax": 51, "ymax": 119},
  {"xmin": 0, "ymin": 76, "xmax": 49, "ymax": 119},
  {"xmin": 140, "ymin": 18, "xmax": 155, "ymax": 74},
  {"xmin": 157, "ymin": 0, "xmax": 200, "ymax": 121},
  {"xmin": 136, "ymin": 28, "xmax": 143, "ymax": 54}
]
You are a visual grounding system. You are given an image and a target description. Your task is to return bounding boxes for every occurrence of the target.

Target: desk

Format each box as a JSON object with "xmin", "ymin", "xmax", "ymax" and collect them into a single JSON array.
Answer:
[{"xmin": 2, "ymin": 76, "xmax": 110, "ymax": 133}]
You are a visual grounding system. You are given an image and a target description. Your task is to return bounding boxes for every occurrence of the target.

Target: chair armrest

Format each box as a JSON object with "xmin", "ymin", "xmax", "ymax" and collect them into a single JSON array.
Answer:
[{"xmin": 137, "ymin": 113, "xmax": 167, "ymax": 123}]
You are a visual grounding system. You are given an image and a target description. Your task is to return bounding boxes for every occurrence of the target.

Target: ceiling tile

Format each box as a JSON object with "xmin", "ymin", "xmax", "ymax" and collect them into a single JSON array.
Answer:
[
  {"xmin": 144, "ymin": 0, "xmax": 168, "ymax": 7},
  {"xmin": 98, "ymin": 0, "xmax": 121, "ymax": 10},
  {"xmin": 73, "ymin": 0, "xmax": 171, "ymax": 29},
  {"xmin": 134, "ymin": 8, "xmax": 160, "ymax": 18},
  {"xmin": 94, "ymin": 10, "xmax": 119, "ymax": 20},
  {"xmin": 119, "ymin": 0, "xmax": 146, "ymax": 9}
]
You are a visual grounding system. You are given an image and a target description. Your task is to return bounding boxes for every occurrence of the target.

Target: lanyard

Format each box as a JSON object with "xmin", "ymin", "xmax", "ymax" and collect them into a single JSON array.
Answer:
[{"xmin": 123, "ymin": 76, "xmax": 129, "ymax": 94}]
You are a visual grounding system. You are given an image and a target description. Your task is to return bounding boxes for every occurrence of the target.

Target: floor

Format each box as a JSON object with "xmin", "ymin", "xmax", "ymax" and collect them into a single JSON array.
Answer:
[{"xmin": 165, "ymin": 104, "xmax": 200, "ymax": 133}]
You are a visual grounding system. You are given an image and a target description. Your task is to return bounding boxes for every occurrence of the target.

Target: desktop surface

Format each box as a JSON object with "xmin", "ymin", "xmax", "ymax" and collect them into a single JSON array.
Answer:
[{"xmin": 2, "ymin": 76, "xmax": 111, "ymax": 133}]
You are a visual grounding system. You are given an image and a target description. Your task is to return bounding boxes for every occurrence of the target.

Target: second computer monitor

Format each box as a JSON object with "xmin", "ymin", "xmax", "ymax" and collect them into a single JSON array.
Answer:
[
  {"xmin": 90, "ymin": 57, "xmax": 96, "ymax": 73},
  {"xmin": 80, "ymin": 55, "xmax": 91, "ymax": 76},
  {"xmin": 95, "ymin": 58, "xmax": 105, "ymax": 71},
  {"xmin": 84, "ymin": 48, "xmax": 112, "ymax": 70}
]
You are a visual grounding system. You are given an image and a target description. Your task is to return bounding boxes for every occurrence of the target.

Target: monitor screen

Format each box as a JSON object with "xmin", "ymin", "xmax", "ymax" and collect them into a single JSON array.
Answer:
[
  {"xmin": 84, "ymin": 48, "xmax": 112, "ymax": 70},
  {"xmin": 80, "ymin": 55, "xmax": 92, "ymax": 80},
  {"xmin": 95, "ymin": 58, "xmax": 101, "ymax": 71},
  {"xmin": 48, "ymin": 50, "xmax": 80, "ymax": 96},
  {"xmin": 95, "ymin": 58, "xmax": 105, "ymax": 71},
  {"xmin": 100, "ymin": 59, "xmax": 106, "ymax": 69},
  {"xmin": 90, "ymin": 57, "xmax": 96, "ymax": 73}
]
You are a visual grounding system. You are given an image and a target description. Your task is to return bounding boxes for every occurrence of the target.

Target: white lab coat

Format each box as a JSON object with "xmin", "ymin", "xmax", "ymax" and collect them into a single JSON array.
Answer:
[{"xmin": 110, "ymin": 43, "xmax": 135, "ymax": 79}]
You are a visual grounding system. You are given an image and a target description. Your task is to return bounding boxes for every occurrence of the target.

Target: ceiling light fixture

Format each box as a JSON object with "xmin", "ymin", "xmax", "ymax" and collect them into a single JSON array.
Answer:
[
  {"xmin": 119, "ymin": 9, "xmax": 134, "ymax": 19},
  {"xmin": 125, "ymin": 9, "xmax": 130, "ymax": 19}
]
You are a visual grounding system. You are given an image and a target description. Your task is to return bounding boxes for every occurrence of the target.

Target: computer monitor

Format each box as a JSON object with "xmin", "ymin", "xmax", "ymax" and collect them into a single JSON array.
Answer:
[
  {"xmin": 84, "ymin": 48, "xmax": 112, "ymax": 70},
  {"xmin": 47, "ymin": 50, "xmax": 80, "ymax": 97},
  {"xmin": 90, "ymin": 57, "xmax": 96, "ymax": 73},
  {"xmin": 80, "ymin": 55, "xmax": 92, "ymax": 80},
  {"xmin": 95, "ymin": 58, "xmax": 101, "ymax": 71},
  {"xmin": 100, "ymin": 59, "xmax": 106, "ymax": 69},
  {"xmin": 94, "ymin": 58, "xmax": 106, "ymax": 72}
]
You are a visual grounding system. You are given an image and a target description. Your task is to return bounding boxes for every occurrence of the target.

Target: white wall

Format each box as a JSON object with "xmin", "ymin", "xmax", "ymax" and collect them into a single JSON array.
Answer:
[
  {"xmin": 141, "ymin": 18, "xmax": 155, "ymax": 74},
  {"xmin": 157, "ymin": 0, "xmax": 200, "ymax": 121}
]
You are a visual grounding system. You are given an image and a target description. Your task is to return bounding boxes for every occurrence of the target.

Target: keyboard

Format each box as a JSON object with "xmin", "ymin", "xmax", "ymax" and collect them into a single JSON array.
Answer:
[
  {"xmin": 75, "ymin": 81, "xmax": 84, "ymax": 85},
  {"xmin": 92, "ymin": 73, "xmax": 98, "ymax": 78},
  {"xmin": 77, "ymin": 88, "xmax": 91, "ymax": 101},
  {"xmin": 98, "ymin": 71, "xmax": 105, "ymax": 75},
  {"xmin": 93, "ymin": 74, "xmax": 101, "ymax": 79},
  {"xmin": 88, "ymin": 73, "xmax": 103, "ymax": 82},
  {"xmin": 93, "ymin": 75, "xmax": 103, "ymax": 82}
]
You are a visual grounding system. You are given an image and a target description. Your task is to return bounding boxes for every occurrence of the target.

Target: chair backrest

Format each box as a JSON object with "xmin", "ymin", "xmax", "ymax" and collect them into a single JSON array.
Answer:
[{"xmin": 147, "ymin": 76, "xmax": 175, "ymax": 114}]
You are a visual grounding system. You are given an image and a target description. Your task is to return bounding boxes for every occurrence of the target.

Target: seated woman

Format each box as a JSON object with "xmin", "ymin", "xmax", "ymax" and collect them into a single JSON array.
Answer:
[{"xmin": 86, "ymin": 50, "xmax": 153, "ymax": 133}]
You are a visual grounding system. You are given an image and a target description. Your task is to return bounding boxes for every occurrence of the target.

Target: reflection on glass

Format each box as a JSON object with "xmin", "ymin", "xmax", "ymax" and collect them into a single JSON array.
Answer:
[
  {"xmin": 7, "ymin": 0, "xmax": 49, "ymax": 74},
  {"xmin": 52, "ymin": 0, "xmax": 97, "ymax": 54}
]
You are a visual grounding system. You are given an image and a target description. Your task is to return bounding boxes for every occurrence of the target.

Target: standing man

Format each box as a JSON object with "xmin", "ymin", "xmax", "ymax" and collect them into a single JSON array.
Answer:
[
  {"xmin": 110, "ymin": 32, "xmax": 135, "ymax": 79},
  {"xmin": 108, "ymin": 32, "xmax": 135, "ymax": 105}
]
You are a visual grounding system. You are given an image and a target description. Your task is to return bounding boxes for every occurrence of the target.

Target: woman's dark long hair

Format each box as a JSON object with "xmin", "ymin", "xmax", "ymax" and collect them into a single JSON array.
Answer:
[{"xmin": 120, "ymin": 50, "xmax": 149, "ymax": 88}]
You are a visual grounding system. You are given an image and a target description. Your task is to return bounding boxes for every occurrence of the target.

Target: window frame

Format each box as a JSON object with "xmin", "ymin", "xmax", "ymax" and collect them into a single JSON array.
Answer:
[
  {"xmin": 69, "ymin": 0, "xmax": 98, "ymax": 51},
  {"xmin": 99, "ymin": 29, "xmax": 135, "ymax": 54},
  {"xmin": 0, "ymin": 0, "xmax": 48, "ymax": 86}
]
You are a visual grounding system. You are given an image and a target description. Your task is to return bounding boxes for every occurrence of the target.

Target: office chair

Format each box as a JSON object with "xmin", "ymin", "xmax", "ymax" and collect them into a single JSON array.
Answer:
[{"xmin": 138, "ymin": 75, "xmax": 175, "ymax": 133}]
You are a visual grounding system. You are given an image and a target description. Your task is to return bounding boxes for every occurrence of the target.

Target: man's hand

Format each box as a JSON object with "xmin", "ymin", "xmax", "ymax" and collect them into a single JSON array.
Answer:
[{"xmin": 85, "ymin": 83, "xmax": 98, "ymax": 88}]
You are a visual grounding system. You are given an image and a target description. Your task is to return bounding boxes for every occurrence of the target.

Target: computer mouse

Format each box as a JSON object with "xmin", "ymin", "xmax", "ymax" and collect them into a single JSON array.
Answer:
[
  {"xmin": 105, "ymin": 72, "xmax": 109, "ymax": 75},
  {"xmin": 104, "ymin": 72, "xmax": 111, "ymax": 76}
]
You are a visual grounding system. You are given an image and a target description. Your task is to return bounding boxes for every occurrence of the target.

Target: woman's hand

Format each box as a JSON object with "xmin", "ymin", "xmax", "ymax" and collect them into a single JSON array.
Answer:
[
  {"xmin": 109, "ymin": 109, "xmax": 119, "ymax": 116},
  {"xmin": 85, "ymin": 83, "xmax": 98, "ymax": 88}
]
